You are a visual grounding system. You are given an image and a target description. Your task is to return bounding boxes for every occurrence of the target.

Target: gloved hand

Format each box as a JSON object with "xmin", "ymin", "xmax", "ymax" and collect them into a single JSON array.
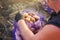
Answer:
[{"xmin": 15, "ymin": 12, "xmax": 23, "ymax": 22}]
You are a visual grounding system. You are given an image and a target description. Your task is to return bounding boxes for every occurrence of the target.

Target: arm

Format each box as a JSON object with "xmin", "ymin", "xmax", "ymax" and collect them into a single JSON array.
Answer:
[
  {"xmin": 17, "ymin": 20, "xmax": 60, "ymax": 40},
  {"xmin": 34, "ymin": 24, "xmax": 60, "ymax": 40}
]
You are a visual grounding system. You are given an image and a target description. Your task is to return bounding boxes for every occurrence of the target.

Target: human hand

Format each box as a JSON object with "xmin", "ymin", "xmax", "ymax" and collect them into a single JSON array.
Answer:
[
  {"xmin": 23, "ymin": 13, "xmax": 39, "ymax": 23},
  {"xmin": 22, "ymin": 13, "xmax": 35, "ymax": 23}
]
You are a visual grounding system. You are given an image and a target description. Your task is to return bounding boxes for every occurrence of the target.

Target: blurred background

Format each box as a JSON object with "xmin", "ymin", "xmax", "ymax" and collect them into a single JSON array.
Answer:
[{"xmin": 0, "ymin": 0, "xmax": 50, "ymax": 40}]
